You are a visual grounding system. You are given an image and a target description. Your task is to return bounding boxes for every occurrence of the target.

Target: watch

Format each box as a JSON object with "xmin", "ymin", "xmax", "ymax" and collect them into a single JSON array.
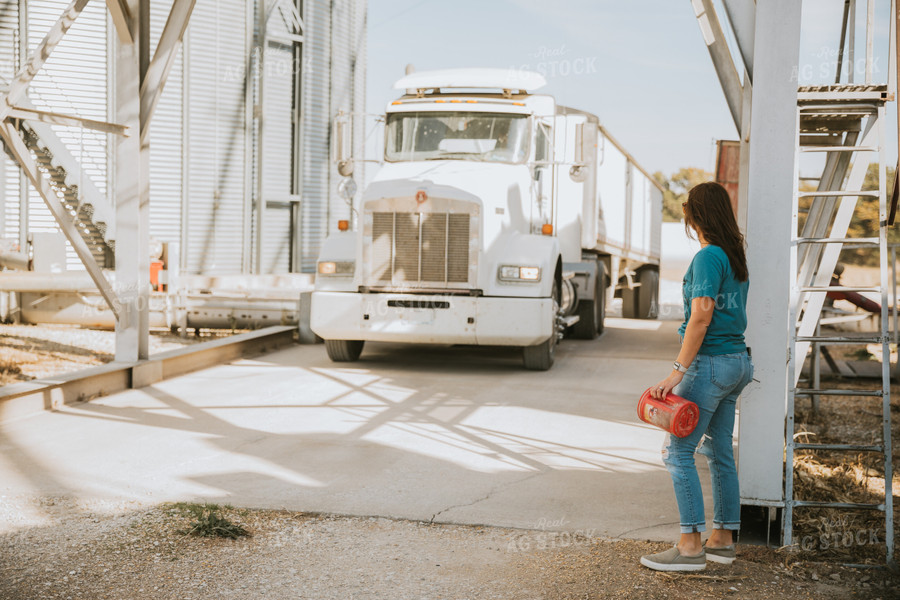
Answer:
[{"xmin": 673, "ymin": 361, "xmax": 688, "ymax": 373}]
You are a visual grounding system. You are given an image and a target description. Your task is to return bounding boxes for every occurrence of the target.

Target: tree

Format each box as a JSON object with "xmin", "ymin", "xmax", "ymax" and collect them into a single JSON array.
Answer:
[
  {"xmin": 842, "ymin": 162, "xmax": 898, "ymax": 265},
  {"xmin": 654, "ymin": 167, "xmax": 714, "ymax": 222}
]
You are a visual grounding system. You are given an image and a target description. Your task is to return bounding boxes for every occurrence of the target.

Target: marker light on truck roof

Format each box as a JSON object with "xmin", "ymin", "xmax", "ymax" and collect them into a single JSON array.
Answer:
[
  {"xmin": 338, "ymin": 219, "xmax": 349, "ymax": 231},
  {"xmin": 541, "ymin": 224, "xmax": 553, "ymax": 235}
]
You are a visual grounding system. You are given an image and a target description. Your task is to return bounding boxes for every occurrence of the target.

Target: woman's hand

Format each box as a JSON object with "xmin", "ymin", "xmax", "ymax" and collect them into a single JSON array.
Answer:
[{"xmin": 651, "ymin": 371, "xmax": 684, "ymax": 399}]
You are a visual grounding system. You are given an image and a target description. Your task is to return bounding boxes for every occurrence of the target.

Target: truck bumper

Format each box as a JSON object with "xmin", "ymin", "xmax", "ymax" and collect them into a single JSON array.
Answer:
[{"xmin": 310, "ymin": 291, "xmax": 553, "ymax": 346}]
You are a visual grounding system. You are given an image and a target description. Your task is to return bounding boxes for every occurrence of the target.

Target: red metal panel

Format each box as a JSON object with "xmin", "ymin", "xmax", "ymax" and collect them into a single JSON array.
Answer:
[{"xmin": 715, "ymin": 140, "xmax": 741, "ymax": 216}]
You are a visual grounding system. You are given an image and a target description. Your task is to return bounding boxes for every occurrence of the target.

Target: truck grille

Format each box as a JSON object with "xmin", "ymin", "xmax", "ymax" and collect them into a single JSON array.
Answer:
[{"xmin": 370, "ymin": 212, "xmax": 470, "ymax": 285}]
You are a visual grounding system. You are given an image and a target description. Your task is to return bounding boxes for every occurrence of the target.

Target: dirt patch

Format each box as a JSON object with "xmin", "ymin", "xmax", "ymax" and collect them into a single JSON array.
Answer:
[{"xmin": 1, "ymin": 503, "xmax": 897, "ymax": 600}]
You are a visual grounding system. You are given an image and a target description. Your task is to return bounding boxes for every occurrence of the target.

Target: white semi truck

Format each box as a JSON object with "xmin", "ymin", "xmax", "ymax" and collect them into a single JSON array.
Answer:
[{"xmin": 311, "ymin": 68, "xmax": 662, "ymax": 370}]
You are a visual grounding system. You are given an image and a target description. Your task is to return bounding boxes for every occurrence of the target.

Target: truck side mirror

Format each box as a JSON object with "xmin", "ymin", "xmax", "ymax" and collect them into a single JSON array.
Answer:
[
  {"xmin": 333, "ymin": 113, "xmax": 354, "ymax": 176},
  {"xmin": 574, "ymin": 123, "xmax": 584, "ymax": 164}
]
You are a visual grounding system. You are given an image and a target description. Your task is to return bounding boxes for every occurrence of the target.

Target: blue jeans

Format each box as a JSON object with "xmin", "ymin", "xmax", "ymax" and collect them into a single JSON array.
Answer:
[{"xmin": 663, "ymin": 351, "xmax": 753, "ymax": 534}]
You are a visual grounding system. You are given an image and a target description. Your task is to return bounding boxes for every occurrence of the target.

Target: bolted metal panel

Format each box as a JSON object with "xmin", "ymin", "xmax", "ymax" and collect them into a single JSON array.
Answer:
[
  {"xmin": 148, "ymin": 0, "xmax": 184, "ymax": 247},
  {"xmin": 26, "ymin": 0, "xmax": 108, "ymax": 271},
  {"xmin": 184, "ymin": 0, "xmax": 248, "ymax": 274}
]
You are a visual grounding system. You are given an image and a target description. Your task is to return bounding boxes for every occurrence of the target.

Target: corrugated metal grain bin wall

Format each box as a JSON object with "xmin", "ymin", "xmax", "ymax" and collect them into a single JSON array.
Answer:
[
  {"xmin": 185, "ymin": 0, "xmax": 249, "ymax": 274},
  {"xmin": 0, "ymin": 0, "xmax": 20, "ymax": 247},
  {"xmin": 300, "ymin": 0, "xmax": 367, "ymax": 273},
  {"xmin": 26, "ymin": 0, "xmax": 108, "ymax": 270},
  {"xmin": 0, "ymin": 0, "xmax": 366, "ymax": 276},
  {"xmin": 149, "ymin": 0, "xmax": 185, "ymax": 249}
]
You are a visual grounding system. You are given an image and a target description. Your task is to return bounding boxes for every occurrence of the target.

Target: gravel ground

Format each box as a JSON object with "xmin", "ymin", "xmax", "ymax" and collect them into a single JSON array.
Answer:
[
  {"xmin": 0, "ymin": 324, "xmax": 232, "ymax": 385},
  {"xmin": 1, "ymin": 499, "xmax": 897, "ymax": 600}
]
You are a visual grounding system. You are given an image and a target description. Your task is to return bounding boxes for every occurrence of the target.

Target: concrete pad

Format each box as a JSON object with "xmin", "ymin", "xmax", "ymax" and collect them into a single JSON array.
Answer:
[{"xmin": 0, "ymin": 318, "xmax": 723, "ymax": 543}]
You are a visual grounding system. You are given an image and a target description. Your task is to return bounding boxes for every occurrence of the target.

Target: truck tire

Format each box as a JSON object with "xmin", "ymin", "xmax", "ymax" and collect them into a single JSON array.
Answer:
[
  {"xmin": 637, "ymin": 268, "xmax": 659, "ymax": 320},
  {"xmin": 596, "ymin": 262, "xmax": 607, "ymax": 335},
  {"xmin": 621, "ymin": 282, "xmax": 638, "ymax": 319},
  {"xmin": 572, "ymin": 262, "xmax": 607, "ymax": 339},
  {"xmin": 324, "ymin": 339, "xmax": 365, "ymax": 362},
  {"xmin": 523, "ymin": 280, "xmax": 560, "ymax": 371}
]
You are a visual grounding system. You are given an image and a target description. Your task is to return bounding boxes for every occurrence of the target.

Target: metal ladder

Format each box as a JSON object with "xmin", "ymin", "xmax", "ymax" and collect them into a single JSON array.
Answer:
[{"xmin": 785, "ymin": 90, "xmax": 894, "ymax": 568}]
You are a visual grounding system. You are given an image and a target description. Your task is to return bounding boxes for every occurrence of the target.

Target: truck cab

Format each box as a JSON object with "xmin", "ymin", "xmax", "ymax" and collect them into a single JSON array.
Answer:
[{"xmin": 311, "ymin": 68, "xmax": 661, "ymax": 370}]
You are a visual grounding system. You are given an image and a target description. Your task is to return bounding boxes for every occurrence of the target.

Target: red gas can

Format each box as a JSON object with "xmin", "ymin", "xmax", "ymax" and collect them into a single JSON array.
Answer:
[{"xmin": 637, "ymin": 388, "xmax": 700, "ymax": 438}]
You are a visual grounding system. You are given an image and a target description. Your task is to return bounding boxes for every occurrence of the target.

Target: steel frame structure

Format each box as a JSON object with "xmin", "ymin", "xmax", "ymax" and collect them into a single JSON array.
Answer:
[
  {"xmin": 0, "ymin": 0, "xmax": 196, "ymax": 361},
  {"xmin": 691, "ymin": 0, "xmax": 897, "ymax": 568}
]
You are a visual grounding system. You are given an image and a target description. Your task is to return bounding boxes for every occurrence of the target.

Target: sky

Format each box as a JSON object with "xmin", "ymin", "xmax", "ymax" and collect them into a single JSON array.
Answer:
[{"xmin": 365, "ymin": 0, "xmax": 897, "ymax": 179}]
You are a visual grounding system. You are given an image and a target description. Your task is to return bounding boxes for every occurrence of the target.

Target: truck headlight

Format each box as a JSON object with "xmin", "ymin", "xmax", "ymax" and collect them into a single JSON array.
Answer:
[
  {"xmin": 498, "ymin": 265, "xmax": 541, "ymax": 282},
  {"xmin": 318, "ymin": 261, "xmax": 355, "ymax": 276}
]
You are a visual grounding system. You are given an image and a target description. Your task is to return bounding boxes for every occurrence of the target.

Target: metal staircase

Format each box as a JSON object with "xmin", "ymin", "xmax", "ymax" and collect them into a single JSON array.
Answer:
[
  {"xmin": 784, "ymin": 83, "xmax": 894, "ymax": 568},
  {"xmin": 2, "ymin": 120, "xmax": 115, "ymax": 268}
]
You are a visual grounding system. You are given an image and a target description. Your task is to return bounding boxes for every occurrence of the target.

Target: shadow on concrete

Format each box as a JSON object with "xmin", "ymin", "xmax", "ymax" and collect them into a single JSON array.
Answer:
[{"xmin": 0, "ymin": 320, "xmax": 707, "ymax": 540}]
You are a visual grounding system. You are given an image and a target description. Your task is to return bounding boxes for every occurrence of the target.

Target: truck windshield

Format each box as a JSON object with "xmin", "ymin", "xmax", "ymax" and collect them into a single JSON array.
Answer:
[{"xmin": 384, "ymin": 111, "xmax": 529, "ymax": 163}]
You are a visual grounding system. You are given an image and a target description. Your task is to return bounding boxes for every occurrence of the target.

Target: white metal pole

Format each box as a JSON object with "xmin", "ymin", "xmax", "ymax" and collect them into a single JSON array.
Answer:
[
  {"xmin": 738, "ymin": 0, "xmax": 803, "ymax": 507},
  {"xmin": 865, "ymin": 0, "xmax": 874, "ymax": 84},
  {"xmin": 114, "ymin": 0, "xmax": 151, "ymax": 361},
  {"xmin": 849, "ymin": 0, "xmax": 856, "ymax": 84}
]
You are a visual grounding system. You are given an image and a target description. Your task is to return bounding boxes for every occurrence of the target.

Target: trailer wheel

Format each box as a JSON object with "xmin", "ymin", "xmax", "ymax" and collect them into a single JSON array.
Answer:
[
  {"xmin": 523, "ymin": 280, "xmax": 560, "ymax": 371},
  {"xmin": 636, "ymin": 268, "xmax": 659, "ymax": 319},
  {"xmin": 324, "ymin": 339, "xmax": 365, "ymax": 362},
  {"xmin": 572, "ymin": 262, "xmax": 606, "ymax": 339}
]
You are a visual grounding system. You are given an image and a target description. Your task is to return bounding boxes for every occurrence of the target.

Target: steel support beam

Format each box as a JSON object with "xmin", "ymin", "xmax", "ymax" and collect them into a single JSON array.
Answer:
[
  {"xmin": 139, "ymin": 0, "xmax": 196, "ymax": 142},
  {"xmin": 722, "ymin": 0, "xmax": 755, "ymax": 81},
  {"xmin": 692, "ymin": 0, "xmax": 743, "ymax": 131},
  {"xmin": 736, "ymin": 72, "xmax": 751, "ymax": 232},
  {"xmin": 738, "ymin": 0, "xmax": 803, "ymax": 505},
  {"xmin": 7, "ymin": 106, "xmax": 129, "ymax": 136},
  {"xmin": 114, "ymin": 0, "xmax": 151, "ymax": 362},
  {"xmin": 0, "ymin": 0, "xmax": 89, "ymax": 123},
  {"xmin": 105, "ymin": 0, "xmax": 134, "ymax": 45},
  {"xmin": 0, "ymin": 122, "xmax": 120, "ymax": 317}
]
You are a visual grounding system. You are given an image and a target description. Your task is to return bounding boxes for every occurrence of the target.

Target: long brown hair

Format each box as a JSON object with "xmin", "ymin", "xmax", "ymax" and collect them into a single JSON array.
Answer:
[{"xmin": 683, "ymin": 182, "xmax": 748, "ymax": 282}]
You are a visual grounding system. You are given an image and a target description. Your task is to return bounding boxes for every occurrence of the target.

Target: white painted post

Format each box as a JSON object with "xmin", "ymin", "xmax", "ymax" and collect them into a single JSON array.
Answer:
[
  {"xmin": 114, "ymin": 0, "xmax": 151, "ymax": 362},
  {"xmin": 737, "ymin": 0, "xmax": 803, "ymax": 506}
]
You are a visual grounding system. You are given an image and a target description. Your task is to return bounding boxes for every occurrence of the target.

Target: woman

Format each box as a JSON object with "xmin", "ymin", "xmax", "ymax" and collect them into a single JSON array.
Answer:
[{"xmin": 640, "ymin": 181, "xmax": 754, "ymax": 572}]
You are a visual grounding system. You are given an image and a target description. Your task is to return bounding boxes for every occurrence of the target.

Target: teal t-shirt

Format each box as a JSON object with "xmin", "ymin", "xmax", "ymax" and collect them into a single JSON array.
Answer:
[{"xmin": 678, "ymin": 244, "xmax": 749, "ymax": 355}]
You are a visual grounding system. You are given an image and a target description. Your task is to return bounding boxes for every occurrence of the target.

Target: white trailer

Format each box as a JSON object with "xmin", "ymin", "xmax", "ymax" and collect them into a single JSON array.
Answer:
[{"xmin": 311, "ymin": 68, "xmax": 662, "ymax": 370}]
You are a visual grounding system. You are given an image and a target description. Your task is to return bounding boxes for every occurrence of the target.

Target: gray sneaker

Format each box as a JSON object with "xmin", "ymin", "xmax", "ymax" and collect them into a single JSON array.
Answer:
[
  {"xmin": 703, "ymin": 542, "xmax": 736, "ymax": 565},
  {"xmin": 640, "ymin": 546, "xmax": 706, "ymax": 572}
]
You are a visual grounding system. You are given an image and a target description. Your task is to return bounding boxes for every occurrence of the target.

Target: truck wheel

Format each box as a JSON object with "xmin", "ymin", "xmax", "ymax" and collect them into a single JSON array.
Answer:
[
  {"xmin": 324, "ymin": 339, "xmax": 365, "ymax": 362},
  {"xmin": 596, "ymin": 262, "xmax": 607, "ymax": 335},
  {"xmin": 621, "ymin": 282, "xmax": 638, "ymax": 319},
  {"xmin": 523, "ymin": 280, "xmax": 560, "ymax": 371},
  {"xmin": 637, "ymin": 268, "xmax": 659, "ymax": 319},
  {"xmin": 572, "ymin": 262, "xmax": 606, "ymax": 339}
]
